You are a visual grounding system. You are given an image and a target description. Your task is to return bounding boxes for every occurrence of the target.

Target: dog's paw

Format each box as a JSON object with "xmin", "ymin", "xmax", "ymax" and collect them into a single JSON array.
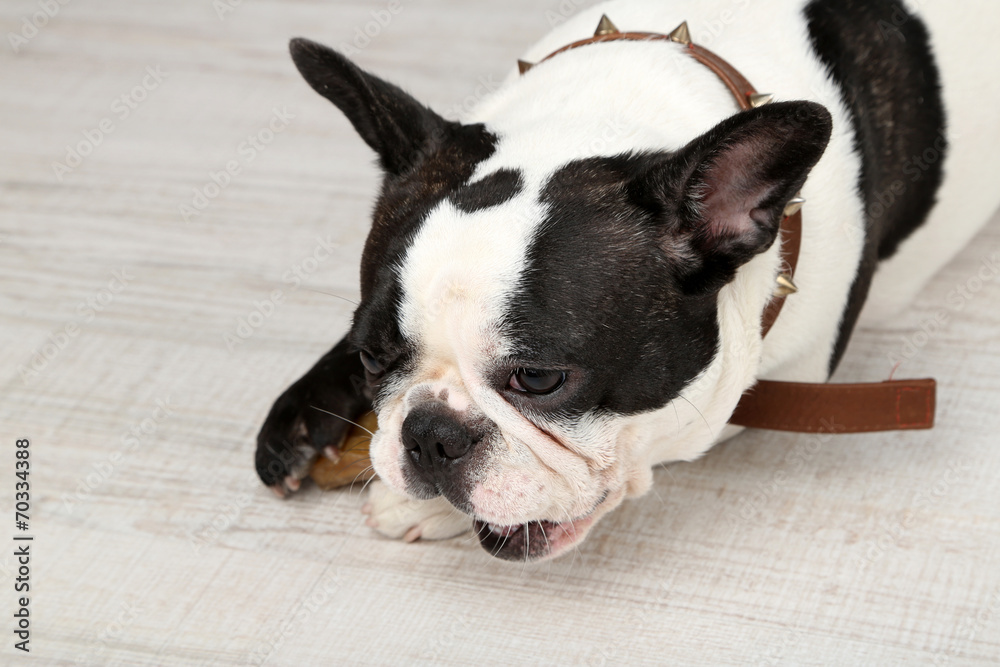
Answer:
[
  {"xmin": 362, "ymin": 480, "xmax": 472, "ymax": 542},
  {"xmin": 255, "ymin": 383, "xmax": 355, "ymax": 498}
]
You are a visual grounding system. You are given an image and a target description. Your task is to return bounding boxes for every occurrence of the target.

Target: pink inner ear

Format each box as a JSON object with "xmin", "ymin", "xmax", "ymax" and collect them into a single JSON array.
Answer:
[{"xmin": 698, "ymin": 138, "xmax": 776, "ymax": 239}]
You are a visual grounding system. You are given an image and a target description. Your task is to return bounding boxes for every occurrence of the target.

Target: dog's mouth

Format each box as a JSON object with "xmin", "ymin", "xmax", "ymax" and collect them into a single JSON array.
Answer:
[
  {"xmin": 473, "ymin": 517, "xmax": 593, "ymax": 561},
  {"xmin": 472, "ymin": 491, "xmax": 609, "ymax": 561}
]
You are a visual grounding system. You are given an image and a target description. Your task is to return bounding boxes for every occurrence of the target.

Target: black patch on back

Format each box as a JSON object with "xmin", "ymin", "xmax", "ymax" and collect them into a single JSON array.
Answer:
[
  {"xmin": 502, "ymin": 156, "xmax": 722, "ymax": 418},
  {"xmin": 448, "ymin": 168, "xmax": 524, "ymax": 213},
  {"xmin": 805, "ymin": 0, "xmax": 947, "ymax": 373}
]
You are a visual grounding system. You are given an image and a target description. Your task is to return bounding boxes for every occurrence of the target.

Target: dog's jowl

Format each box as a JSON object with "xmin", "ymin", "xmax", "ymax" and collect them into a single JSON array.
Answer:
[{"xmin": 255, "ymin": 0, "xmax": 1000, "ymax": 561}]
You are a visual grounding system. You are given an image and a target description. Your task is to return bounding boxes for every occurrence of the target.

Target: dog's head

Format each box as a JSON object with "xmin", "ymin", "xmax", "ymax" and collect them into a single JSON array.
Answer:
[{"xmin": 291, "ymin": 38, "xmax": 831, "ymax": 560}]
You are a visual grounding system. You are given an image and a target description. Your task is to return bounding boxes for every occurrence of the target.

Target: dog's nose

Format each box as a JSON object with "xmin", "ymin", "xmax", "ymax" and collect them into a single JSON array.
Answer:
[{"xmin": 401, "ymin": 407, "xmax": 474, "ymax": 469}]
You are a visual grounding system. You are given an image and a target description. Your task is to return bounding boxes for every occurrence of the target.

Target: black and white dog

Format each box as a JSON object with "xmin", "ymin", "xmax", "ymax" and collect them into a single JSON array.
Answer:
[{"xmin": 256, "ymin": 0, "xmax": 1000, "ymax": 560}]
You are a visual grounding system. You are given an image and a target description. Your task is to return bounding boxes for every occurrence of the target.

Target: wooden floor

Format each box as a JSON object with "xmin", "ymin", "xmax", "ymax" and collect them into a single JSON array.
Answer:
[{"xmin": 2, "ymin": 1, "xmax": 999, "ymax": 664}]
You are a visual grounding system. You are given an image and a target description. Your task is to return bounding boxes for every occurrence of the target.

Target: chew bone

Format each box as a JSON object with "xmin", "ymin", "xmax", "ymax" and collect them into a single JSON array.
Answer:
[{"xmin": 308, "ymin": 411, "xmax": 378, "ymax": 489}]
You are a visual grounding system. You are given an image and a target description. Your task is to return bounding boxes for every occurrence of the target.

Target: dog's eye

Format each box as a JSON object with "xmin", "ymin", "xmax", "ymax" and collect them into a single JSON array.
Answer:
[
  {"xmin": 359, "ymin": 350, "xmax": 383, "ymax": 375},
  {"xmin": 509, "ymin": 368, "xmax": 566, "ymax": 395}
]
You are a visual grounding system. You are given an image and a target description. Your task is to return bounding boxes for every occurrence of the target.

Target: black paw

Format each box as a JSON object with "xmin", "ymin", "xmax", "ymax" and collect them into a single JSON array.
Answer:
[{"xmin": 255, "ymin": 337, "xmax": 370, "ymax": 496}]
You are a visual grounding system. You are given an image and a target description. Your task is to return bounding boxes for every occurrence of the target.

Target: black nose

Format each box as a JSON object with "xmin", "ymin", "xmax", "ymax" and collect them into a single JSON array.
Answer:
[{"xmin": 401, "ymin": 407, "xmax": 475, "ymax": 471}]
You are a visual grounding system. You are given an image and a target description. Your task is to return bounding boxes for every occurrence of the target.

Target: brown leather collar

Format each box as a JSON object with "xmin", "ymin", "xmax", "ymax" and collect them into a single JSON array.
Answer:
[{"xmin": 521, "ymin": 16, "xmax": 936, "ymax": 433}]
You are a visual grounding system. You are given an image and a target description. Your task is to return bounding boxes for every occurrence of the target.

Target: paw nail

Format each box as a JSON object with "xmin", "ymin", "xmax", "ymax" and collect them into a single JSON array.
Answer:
[
  {"xmin": 403, "ymin": 526, "xmax": 422, "ymax": 543},
  {"xmin": 285, "ymin": 476, "xmax": 301, "ymax": 492},
  {"xmin": 365, "ymin": 517, "xmax": 378, "ymax": 528},
  {"xmin": 270, "ymin": 485, "xmax": 286, "ymax": 499},
  {"xmin": 323, "ymin": 446, "xmax": 342, "ymax": 463}
]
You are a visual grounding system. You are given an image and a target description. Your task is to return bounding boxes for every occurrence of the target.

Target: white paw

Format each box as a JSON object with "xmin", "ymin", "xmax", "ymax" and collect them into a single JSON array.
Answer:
[{"xmin": 361, "ymin": 480, "xmax": 472, "ymax": 542}]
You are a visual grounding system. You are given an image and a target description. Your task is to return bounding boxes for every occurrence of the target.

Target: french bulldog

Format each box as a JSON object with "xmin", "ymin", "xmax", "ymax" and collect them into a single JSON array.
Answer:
[{"xmin": 255, "ymin": 0, "xmax": 1000, "ymax": 561}]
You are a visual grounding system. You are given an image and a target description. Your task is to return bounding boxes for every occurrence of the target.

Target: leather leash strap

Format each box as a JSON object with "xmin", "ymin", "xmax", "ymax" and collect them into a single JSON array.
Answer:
[
  {"xmin": 729, "ymin": 378, "xmax": 936, "ymax": 433},
  {"xmin": 532, "ymin": 20, "xmax": 936, "ymax": 433}
]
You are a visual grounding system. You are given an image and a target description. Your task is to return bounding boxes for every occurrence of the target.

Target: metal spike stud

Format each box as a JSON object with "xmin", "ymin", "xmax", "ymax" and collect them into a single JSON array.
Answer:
[
  {"xmin": 594, "ymin": 14, "xmax": 619, "ymax": 36},
  {"xmin": 668, "ymin": 21, "xmax": 691, "ymax": 45},
  {"xmin": 774, "ymin": 273, "xmax": 799, "ymax": 297},
  {"xmin": 517, "ymin": 59, "xmax": 534, "ymax": 75},
  {"xmin": 749, "ymin": 93, "xmax": 774, "ymax": 108},
  {"xmin": 783, "ymin": 196, "xmax": 806, "ymax": 217}
]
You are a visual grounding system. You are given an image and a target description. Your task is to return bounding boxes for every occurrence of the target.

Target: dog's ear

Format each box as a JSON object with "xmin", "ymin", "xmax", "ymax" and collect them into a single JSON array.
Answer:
[
  {"xmin": 634, "ymin": 101, "xmax": 832, "ymax": 293},
  {"xmin": 289, "ymin": 37, "xmax": 450, "ymax": 176}
]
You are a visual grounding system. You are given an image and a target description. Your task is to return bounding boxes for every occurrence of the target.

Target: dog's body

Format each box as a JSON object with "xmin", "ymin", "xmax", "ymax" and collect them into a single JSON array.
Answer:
[{"xmin": 256, "ymin": 0, "xmax": 1000, "ymax": 560}]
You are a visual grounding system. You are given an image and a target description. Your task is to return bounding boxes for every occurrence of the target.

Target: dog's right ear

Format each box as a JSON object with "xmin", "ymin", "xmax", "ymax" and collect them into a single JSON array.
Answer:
[{"xmin": 289, "ymin": 37, "xmax": 450, "ymax": 176}]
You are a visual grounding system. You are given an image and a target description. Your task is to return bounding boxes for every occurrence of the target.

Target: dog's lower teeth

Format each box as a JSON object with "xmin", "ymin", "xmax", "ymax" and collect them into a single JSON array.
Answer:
[{"xmin": 487, "ymin": 523, "xmax": 520, "ymax": 537}]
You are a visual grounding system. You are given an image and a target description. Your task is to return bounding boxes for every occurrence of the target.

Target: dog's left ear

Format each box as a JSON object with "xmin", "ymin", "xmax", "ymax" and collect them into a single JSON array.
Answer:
[
  {"xmin": 289, "ymin": 37, "xmax": 466, "ymax": 176},
  {"xmin": 634, "ymin": 101, "xmax": 832, "ymax": 292}
]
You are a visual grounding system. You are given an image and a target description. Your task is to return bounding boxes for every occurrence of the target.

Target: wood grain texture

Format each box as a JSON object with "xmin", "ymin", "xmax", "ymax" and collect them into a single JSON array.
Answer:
[{"xmin": 1, "ymin": 1, "xmax": 998, "ymax": 665}]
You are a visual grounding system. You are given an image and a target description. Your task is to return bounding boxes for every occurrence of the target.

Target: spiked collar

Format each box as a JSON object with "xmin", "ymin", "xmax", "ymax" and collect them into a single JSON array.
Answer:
[
  {"xmin": 515, "ymin": 15, "xmax": 937, "ymax": 435},
  {"xmin": 518, "ymin": 15, "xmax": 804, "ymax": 338}
]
